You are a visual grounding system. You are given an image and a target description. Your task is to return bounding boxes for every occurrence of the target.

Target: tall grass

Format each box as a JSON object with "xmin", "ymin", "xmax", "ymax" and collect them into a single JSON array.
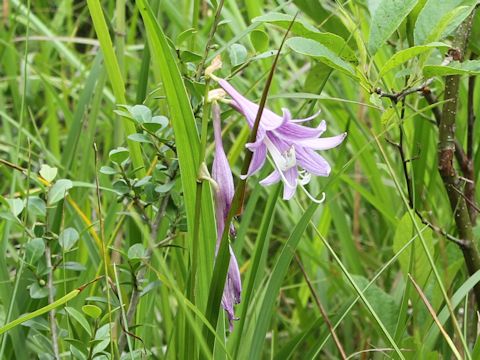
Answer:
[{"xmin": 1, "ymin": 1, "xmax": 480, "ymax": 359}]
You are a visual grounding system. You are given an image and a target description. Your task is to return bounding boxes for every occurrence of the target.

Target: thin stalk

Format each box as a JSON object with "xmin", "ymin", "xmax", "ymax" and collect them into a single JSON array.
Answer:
[
  {"xmin": 45, "ymin": 243, "xmax": 60, "ymax": 360},
  {"xmin": 114, "ymin": 0, "xmax": 126, "ymax": 146},
  {"xmin": 202, "ymin": 14, "xmax": 297, "ymax": 353}
]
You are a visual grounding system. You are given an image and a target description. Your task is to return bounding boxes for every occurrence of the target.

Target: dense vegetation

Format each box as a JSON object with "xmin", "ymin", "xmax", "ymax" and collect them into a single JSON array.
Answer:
[{"xmin": 1, "ymin": 0, "xmax": 480, "ymax": 359}]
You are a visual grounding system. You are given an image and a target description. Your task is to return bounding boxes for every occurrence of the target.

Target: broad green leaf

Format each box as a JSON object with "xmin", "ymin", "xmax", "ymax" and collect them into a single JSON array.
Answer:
[
  {"xmin": 286, "ymin": 37, "xmax": 357, "ymax": 78},
  {"xmin": 353, "ymin": 276, "xmax": 398, "ymax": 334},
  {"xmin": 249, "ymin": 29, "xmax": 269, "ymax": 53},
  {"xmin": 82, "ymin": 305, "xmax": 102, "ymax": 319},
  {"xmin": 25, "ymin": 238, "xmax": 45, "ymax": 263},
  {"xmin": 130, "ymin": 105, "xmax": 152, "ymax": 123},
  {"xmin": 143, "ymin": 116, "xmax": 168, "ymax": 132},
  {"xmin": 6, "ymin": 198, "xmax": 24, "ymax": 217},
  {"xmin": 423, "ymin": 60, "xmax": 480, "ymax": 77},
  {"xmin": 253, "ymin": 12, "xmax": 357, "ymax": 62},
  {"xmin": 229, "ymin": 43, "xmax": 248, "ymax": 66},
  {"xmin": 393, "ymin": 213, "xmax": 434, "ymax": 286},
  {"xmin": 39, "ymin": 164, "xmax": 58, "ymax": 183},
  {"xmin": 59, "ymin": 228, "xmax": 80, "ymax": 251},
  {"xmin": 65, "ymin": 306, "xmax": 92, "ymax": 336},
  {"xmin": 176, "ymin": 28, "xmax": 197, "ymax": 46},
  {"xmin": 414, "ymin": 0, "xmax": 478, "ymax": 45},
  {"xmin": 378, "ymin": 42, "xmax": 449, "ymax": 77},
  {"xmin": 99, "ymin": 166, "xmax": 117, "ymax": 175},
  {"xmin": 128, "ymin": 243, "xmax": 146, "ymax": 260},
  {"xmin": 48, "ymin": 179, "xmax": 73, "ymax": 205},
  {"xmin": 28, "ymin": 196, "xmax": 46, "ymax": 217},
  {"xmin": 108, "ymin": 147, "xmax": 130, "ymax": 163},
  {"xmin": 29, "ymin": 282, "xmax": 49, "ymax": 299},
  {"xmin": 368, "ymin": 0, "xmax": 418, "ymax": 55}
]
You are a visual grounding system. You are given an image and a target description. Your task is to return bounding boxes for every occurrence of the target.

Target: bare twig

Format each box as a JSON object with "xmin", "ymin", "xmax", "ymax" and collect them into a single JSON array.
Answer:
[{"xmin": 466, "ymin": 60, "xmax": 477, "ymax": 223}]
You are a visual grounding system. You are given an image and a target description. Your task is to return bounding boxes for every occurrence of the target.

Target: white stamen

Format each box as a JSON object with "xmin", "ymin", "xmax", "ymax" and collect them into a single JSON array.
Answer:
[{"xmin": 300, "ymin": 184, "xmax": 326, "ymax": 204}]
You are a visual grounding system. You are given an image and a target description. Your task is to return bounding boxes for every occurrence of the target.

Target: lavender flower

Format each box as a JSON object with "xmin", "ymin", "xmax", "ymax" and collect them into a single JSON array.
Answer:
[
  {"xmin": 211, "ymin": 102, "xmax": 242, "ymax": 331},
  {"xmin": 215, "ymin": 77, "xmax": 346, "ymax": 201}
]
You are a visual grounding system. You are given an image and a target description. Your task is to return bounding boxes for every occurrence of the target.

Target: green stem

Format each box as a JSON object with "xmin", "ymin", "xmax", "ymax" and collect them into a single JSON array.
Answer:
[{"xmin": 202, "ymin": 14, "xmax": 297, "ymax": 353}]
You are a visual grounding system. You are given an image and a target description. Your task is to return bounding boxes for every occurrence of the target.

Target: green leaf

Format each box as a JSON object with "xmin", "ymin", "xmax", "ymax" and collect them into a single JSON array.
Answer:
[
  {"xmin": 65, "ymin": 306, "xmax": 92, "ymax": 336},
  {"xmin": 130, "ymin": 104, "xmax": 152, "ymax": 123},
  {"xmin": 28, "ymin": 197, "xmax": 46, "ymax": 217},
  {"xmin": 29, "ymin": 282, "xmax": 49, "ymax": 299},
  {"xmin": 25, "ymin": 238, "xmax": 45, "ymax": 263},
  {"xmin": 393, "ymin": 213, "xmax": 434, "ymax": 286},
  {"xmin": 253, "ymin": 12, "xmax": 357, "ymax": 62},
  {"xmin": 143, "ymin": 116, "xmax": 168, "ymax": 132},
  {"xmin": 378, "ymin": 42, "xmax": 449, "ymax": 77},
  {"xmin": 99, "ymin": 166, "xmax": 118, "ymax": 175},
  {"xmin": 155, "ymin": 181, "xmax": 175, "ymax": 193},
  {"xmin": 48, "ymin": 179, "xmax": 73, "ymax": 205},
  {"xmin": 286, "ymin": 37, "xmax": 357, "ymax": 78},
  {"xmin": 249, "ymin": 29, "xmax": 269, "ymax": 52},
  {"xmin": 109, "ymin": 147, "xmax": 130, "ymax": 163},
  {"xmin": 353, "ymin": 276, "xmax": 399, "ymax": 334},
  {"xmin": 82, "ymin": 305, "xmax": 102, "ymax": 319},
  {"xmin": 59, "ymin": 228, "xmax": 80, "ymax": 251},
  {"xmin": 39, "ymin": 164, "xmax": 58, "ymax": 183},
  {"xmin": 127, "ymin": 133, "xmax": 152, "ymax": 143},
  {"xmin": 423, "ymin": 59, "xmax": 480, "ymax": 77},
  {"xmin": 368, "ymin": 0, "xmax": 419, "ymax": 55},
  {"xmin": 6, "ymin": 198, "xmax": 24, "ymax": 217},
  {"xmin": 414, "ymin": 0, "xmax": 478, "ymax": 44},
  {"xmin": 229, "ymin": 43, "xmax": 248, "ymax": 66},
  {"xmin": 128, "ymin": 243, "xmax": 146, "ymax": 260},
  {"xmin": 176, "ymin": 28, "xmax": 197, "ymax": 46}
]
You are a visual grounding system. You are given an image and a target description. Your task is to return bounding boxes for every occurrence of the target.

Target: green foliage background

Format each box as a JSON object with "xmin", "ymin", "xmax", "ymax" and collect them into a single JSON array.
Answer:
[{"xmin": 1, "ymin": 0, "xmax": 480, "ymax": 359}]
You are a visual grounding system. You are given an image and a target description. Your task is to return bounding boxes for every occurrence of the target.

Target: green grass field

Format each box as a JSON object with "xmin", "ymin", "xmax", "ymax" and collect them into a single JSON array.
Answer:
[{"xmin": 1, "ymin": 1, "xmax": 480, "ymax": 359}]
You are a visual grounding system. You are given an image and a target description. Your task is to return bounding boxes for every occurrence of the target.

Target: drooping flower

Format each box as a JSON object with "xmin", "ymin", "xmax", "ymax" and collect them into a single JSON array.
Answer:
[
  {"xmin": 211, "ymin": 102, "xmax": 242, "ymax": 331},
  {"xmin": 215, "ymin": 77, "xmax": 346, "ymax": 201}
]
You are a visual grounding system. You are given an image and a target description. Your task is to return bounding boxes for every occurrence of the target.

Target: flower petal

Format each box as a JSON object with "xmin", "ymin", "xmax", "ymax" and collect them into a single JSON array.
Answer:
[
  {"xmin": 274, "ymin": 120, "xmax": 327, "ymax": 140},
  {"xmin": 219, "ymin": 79, "xmax": 285, "ymax": 130},
  {"xmin": 282, "ymin": 167, "xmax": 298, "ymax": 200},
  {"xmin": 296, "ymin": 133, "xmax": 347, "ymax": 150},
  {"xmin": 296, "ymin": 147, "xmax": 331, "ymax": 176},
  {"xmin": 241, "ymin": 142, "xmax": 267, "ymax": 179},
  {"xmin": 259, "ymin": 169, "xmax": 281, "ymax": 186}
]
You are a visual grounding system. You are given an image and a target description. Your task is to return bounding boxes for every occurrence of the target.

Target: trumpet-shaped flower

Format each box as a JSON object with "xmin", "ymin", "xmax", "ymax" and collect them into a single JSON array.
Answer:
[
  {"xmin": 216, "ymin": 78, "xmax": 346, "ymax": 201},
  {"xmin": 211, "ymin": 103, "xmax": 242, "ymax": 331}
]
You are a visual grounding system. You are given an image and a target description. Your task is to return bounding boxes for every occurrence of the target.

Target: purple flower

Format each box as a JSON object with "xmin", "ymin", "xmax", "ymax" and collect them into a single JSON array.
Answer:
[
  {"xmin": 211, "ymin": 102, "xmax": 242, "ymax": 331},
  {"xmin": 216, "ymin": 78, "xmax": 346, "ymax": 201}
]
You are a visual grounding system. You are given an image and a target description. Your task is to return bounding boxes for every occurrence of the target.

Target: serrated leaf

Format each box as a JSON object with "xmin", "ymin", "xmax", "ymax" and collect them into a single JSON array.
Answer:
[
  {"xmin": 48, "ymin": 179, "xmax": 73, "ymax": 205},
  {"xmin": 368, "ymin": 0, "xmax": 419, "ymax": 55},
  {"xmin": 82, "ymin": 305, "xmax": 102, "ymax": 319},
  {"xmin": 39, "ymin": 164, "xmax": 58, "ymax": 183},
  {"xmin": 109, "ymin": 147, "xmax": 130, "ymax": 163},
  {"xmin": 379, "ymin": 42, "xmax": 449, "ymax": 77},
  {"xmin": 228, "ymin": 43, "xmax": 248, "ymax": 67},
  {"xmin": 286, "ymin": 37, "xmax": 357, "ymax": 78},
  {"xmin": 59, "ymin": 228, "xmax": 80, "ymax": 251},
  {"xmin": 414, "ymin": 0, "xmax": 478, "ymax": 45},
  {"xmin": 65, "ymin": 306, "xmax": 92, "ymax": 336},
  {"xmin": 423, "ymin": 59, "xmax": 480, "ymax": 77}
]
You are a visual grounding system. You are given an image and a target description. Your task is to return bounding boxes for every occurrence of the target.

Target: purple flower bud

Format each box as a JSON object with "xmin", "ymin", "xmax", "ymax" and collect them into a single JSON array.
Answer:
[{"xmin": 212, "ymin": 102, "xmax": 242, "ymax": 331}]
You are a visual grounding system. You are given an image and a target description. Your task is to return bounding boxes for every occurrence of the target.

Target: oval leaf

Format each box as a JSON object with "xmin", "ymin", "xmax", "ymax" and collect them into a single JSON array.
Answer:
[{"xmin": 48, "ymin": 179, "xmax": 73, "ymax": 205}]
